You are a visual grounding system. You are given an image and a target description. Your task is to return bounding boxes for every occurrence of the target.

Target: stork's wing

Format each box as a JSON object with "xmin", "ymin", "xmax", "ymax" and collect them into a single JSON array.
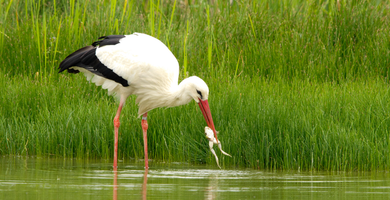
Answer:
[
  {"xmin": 59, "ymin": 35, "xmax": 130, "ymax": 87},
  {"xmin": 59, "ymin": 33, "xmax": 180, "ymax": 89},
  {"xmin": 94, "ymin": 33, "xmax": 180, "ymax": 89}
]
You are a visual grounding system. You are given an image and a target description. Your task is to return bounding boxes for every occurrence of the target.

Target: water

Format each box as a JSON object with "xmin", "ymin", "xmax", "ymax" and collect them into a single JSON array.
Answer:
[{"xmin": 1, "ymin": 157, "xmax": 390, "ymax": 200}]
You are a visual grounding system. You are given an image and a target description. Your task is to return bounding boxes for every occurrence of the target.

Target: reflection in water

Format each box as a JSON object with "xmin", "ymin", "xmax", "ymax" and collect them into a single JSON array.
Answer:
[
  {"xmin": 142, "ymin": 169, "xmax": 149, "ymax": 200},
  {"xmin": 113, "ymin": 168, "xmax": 148, "ymax": 200},
  {"xmin": 111, "ymin": 168, "xmax": 390, "ymax": 200},
  {"xmin": 205, "ymin": 174, "xmax": 218, "ymax": 200},
  {"xmin": 113, "ymin": 170, "xmax": 118, "ymax": 200}
]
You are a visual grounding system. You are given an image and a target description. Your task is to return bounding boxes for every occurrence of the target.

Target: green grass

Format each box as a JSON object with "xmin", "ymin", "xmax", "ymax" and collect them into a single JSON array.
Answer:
[{"xmin": 1, "ymin": 0, "xmax": 390, "ymax": 170}]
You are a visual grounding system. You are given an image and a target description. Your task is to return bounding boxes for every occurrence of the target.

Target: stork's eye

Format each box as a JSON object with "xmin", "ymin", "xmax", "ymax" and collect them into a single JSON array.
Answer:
[{"xmin": 196, "ymin": 90, "xmax": 203, "ymax": 99}]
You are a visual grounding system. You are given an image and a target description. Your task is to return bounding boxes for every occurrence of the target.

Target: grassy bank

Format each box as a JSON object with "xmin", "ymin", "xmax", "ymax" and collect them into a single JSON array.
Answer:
[{"xmin": 1, "ymin": 0, "xmax": 390, "ymax": 170}]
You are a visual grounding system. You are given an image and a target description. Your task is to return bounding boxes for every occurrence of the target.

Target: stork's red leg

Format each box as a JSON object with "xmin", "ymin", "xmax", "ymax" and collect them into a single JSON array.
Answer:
[
  {"xmin": 142, "ymin": 113, "xmax": 149, "ymax": 169},
  {"xmin": 113, "ymin": 99, "xmax": 125, "ymax": 170}
]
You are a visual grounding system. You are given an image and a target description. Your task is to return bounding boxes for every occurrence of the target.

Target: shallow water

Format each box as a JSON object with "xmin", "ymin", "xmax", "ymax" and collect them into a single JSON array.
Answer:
[{"xmin": 1, "ymin": 157, "xmax": 390, "ymax": 200}]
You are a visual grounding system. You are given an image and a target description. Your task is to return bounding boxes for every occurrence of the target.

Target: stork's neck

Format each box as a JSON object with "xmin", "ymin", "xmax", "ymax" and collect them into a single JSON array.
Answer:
[
  {"xmin": 136, "ymin": 76, "xmax": 205, "ymax": 116},
  {"xmin": 169, "ymin": 77, "xmax": 195, "ymax": 107}
]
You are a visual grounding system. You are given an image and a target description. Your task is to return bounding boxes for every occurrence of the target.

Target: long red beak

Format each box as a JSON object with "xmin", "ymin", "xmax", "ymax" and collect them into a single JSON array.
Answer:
[{"xmin": 198, "ymin": 98, "xmax": 218, "ymax": 142}]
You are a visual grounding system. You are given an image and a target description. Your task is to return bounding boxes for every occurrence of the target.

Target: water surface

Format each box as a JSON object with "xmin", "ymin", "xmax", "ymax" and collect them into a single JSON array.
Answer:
[{"xmin": 1, "ymin": 157, "xmax": 390, "ymax": 199}]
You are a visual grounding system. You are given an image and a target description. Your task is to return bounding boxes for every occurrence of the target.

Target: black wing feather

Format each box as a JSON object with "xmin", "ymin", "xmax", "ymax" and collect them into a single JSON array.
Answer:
[
  {"xmin": 58, "ymin": 35, "xmax": 129, "ymax": 87},
  {"xmin": 93, "ymin": 35, "xmax": 126, "ymax": 47}
]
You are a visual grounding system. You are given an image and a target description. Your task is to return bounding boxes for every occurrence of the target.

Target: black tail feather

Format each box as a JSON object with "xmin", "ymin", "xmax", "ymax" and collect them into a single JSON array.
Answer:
[
  {"xmin": 58, "ymin": 35, "xmax": 129, "ymax": 87},
  {"xmin": 59, "ymin": 46, "xmax": 95, "ymax": 73}
]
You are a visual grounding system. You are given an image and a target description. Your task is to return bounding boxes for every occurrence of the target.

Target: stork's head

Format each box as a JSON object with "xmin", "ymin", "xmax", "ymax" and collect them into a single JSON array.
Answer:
[
  {"xmin": 185, "ymin": 76, "xmax": 209, "ymax": 102},
  {"xmin": 185, "ymin": 76, "xmax": 218, "ymax": 142}
]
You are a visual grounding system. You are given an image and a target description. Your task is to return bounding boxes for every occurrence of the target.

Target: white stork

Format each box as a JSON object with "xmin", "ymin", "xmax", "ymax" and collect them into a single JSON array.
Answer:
[{"xmin": 59, "ymin": 33, "xmax": 219, "ymax": 169}]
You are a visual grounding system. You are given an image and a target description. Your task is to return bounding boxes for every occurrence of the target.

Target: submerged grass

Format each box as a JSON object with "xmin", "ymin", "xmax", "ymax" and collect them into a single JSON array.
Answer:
[{"xmin": 1, "ymin": 0, "xmax": 390, "ymax": 170}]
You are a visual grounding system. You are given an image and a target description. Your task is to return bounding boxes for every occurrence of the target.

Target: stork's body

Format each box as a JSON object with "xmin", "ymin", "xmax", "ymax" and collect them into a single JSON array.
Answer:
[{"xmin": 59, "ymin": 33, "xmax": 218, "ymax": 169}]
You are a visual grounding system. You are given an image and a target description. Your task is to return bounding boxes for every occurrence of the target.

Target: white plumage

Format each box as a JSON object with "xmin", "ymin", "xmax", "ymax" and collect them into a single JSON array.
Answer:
[{"xmin": 59, "ymin": 33, "xmax": 218, "ymax": 169}]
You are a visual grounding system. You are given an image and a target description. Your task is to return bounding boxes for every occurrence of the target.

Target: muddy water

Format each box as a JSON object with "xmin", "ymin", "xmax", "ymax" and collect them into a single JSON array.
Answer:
[{"xmin": 1, "ymin": 157, "xmax": 389, "ymax": 199}]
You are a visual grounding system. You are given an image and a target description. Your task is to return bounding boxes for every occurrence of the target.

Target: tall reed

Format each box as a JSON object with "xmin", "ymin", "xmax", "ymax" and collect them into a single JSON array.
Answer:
[{"xmin": 1, "ymin": 0, "xmax": 390, "ymax": 170}]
